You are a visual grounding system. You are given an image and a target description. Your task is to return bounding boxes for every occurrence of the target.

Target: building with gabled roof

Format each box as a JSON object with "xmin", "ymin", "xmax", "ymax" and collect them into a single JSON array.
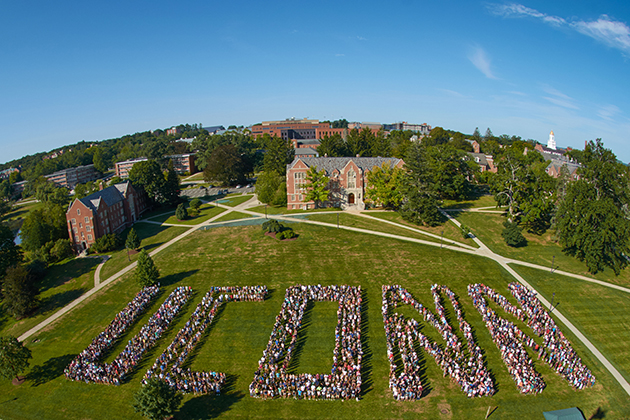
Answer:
[
  {"xmin": 286, "ymin": 156, "xmax": 404, "ymax": 210},
  {"xmin": 65, "ymin": 181, "xmax": 148, "ymax": 252}
]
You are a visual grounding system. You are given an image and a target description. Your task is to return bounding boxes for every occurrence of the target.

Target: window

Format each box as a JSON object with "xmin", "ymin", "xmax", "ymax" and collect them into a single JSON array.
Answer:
[
  {"xmin": 73, "ymin": 227, "xmax": 77, "ymax": 233},
  {"xmin": 77, "ymin": 209, "xmax": 81, "ymax": 215},
  {"xmin": 291, "ymin": 195, "xmax": 296, "ymax": 202},
  {"xmin": 75, "ymin": 236, "xmax": 79, "ymax": 242},
  {"xmin": 85, "ymin": 216, "xmax": 89, "ymax": 224},
  {"xmin": 87, "ymin": 234, "xmax": 92, "ymax": 241},
  {"xmin": 347, "ymin": 170, "xmax": 356, "ymax": 189},
  {"xmin": 79, "ymin": 223, "xmax": 83, "ymax": 228},
  {"xmin": 71, "ymin": 218, "xmax": 76, "ymax": 225},
  {"xmin": 86, "ymin": 226, "xmax": 91, "ymax": 232}
]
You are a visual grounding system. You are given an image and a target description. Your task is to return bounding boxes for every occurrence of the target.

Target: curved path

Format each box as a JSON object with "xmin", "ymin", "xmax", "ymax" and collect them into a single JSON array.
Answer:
[{"xmin": 17, "ymin": 195, "xmax": 630, "ymax": 396}]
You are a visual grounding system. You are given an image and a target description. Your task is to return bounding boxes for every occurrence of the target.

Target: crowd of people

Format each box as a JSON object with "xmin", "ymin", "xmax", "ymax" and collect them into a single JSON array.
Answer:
[
  {"xmin": 382, "ymin": 285, "xmax": 495, "ymax": 400},
  {"xmin": 250, "ymin": 284, "xmax": 362, "ymax": 400},
  {"xmin": 65, "ymin": 286, "xmax": 192, "ymax": 385},
  {"xmin": 144, "ymin": 286, "xmax": 268, "ymax": 395},
  {"xmin": 508, "ymin": 283, "xmax": 595, "ymax": 390}
]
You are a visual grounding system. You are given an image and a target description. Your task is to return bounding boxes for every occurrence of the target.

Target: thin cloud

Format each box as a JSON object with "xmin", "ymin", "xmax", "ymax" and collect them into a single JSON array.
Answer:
[
  {"xmin": 488, "ymin": 3, "xmax": 630, "ymax": 56},
  {"xmin": 357, "ymin": 36, "xmax": 367, "ymax": 41},
  {"xmin": 541, "ymin": 85, "xmax": 574, "ymax": 101},
  {"xmin": 468, "ymin": 45, "xmax": 498, "ymax": 79},
  {"xmin": 506, "ymin": 90, "xmax": 527, "ymax": 96},
  {"xmin": 543, "ymin": 96, "xmax": 580, "ymax": 110},
  {"xmin": 335, "ymin": 53, "xmax": 345, "ymax": 57},
  {"xmin": 597, "ymin": 104, "xmax": 621, "ymax": 121},
  {"xmin": 438, "ymin": 88, "xmax": 469, "ymax": 98}
]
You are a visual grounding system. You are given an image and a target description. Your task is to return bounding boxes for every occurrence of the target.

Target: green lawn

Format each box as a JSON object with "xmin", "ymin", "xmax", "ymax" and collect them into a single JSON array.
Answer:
[
  {"xmin": 303, "ymin": 212, "xmax": 469, "ymax": 248},
  {"xmin": 510, "ymin": 264, "xmax": 630, "ymax": 384},
  {"xmin": 98, "ymin": 223, "xmax": 189, "ymax": 281},
  {"xmin": 217, "ymin": 195, "xmax": 254, "ymax": 207},
  {"xmin": 213, "ymin": 211, "xmax": 256, "ymax": 223},
  {"xmin": 361, "ymin": 210, "xmax": 478, "ymax": 248},
  {"xmin": 186, "ymin": 173, "xmax": 205, "ymax": 181},
  {"xmin": 441, "ymin": 194, "xmax": 497, "ymax": 209},
  {"xmin": 0, "ymin": 257, "xmax": 100, "ymax": 338},
  {"xmin": 156, "ymin": 205, "xmax": 226, "ymax": 226},
  {"xmin": 1, "ymin": 224, "xmax": 628, "ymax": 419},
  {"xmin": 454, "ymin": 212, "xmax": 630, "ymax": 287},
  {"xmin": 2, "ymin": 201, "xmax": 45, "ymax": 233},
  {"xmin": 248, "ymin": 204, "xmax": 339, "ymax": 215}
]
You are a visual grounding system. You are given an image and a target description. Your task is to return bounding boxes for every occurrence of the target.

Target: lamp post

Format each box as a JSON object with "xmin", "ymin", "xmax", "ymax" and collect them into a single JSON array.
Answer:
[
  {"xmin": 551, "ymin": 256, "xmax": 555, "ymax": 273},
  {"xmin": 550, "ymin": 292, "xmax": 555, "ymax": 312}
]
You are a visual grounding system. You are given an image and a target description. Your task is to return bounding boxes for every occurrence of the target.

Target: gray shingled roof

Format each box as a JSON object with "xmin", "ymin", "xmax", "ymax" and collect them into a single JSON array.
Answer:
[
  {"xmin": 288, "ymin": 157, "xmax": 403, "ymax": 174},
  {"xmin": 294, "ymin": 147, "xmax": 318, "ymax": 156},
  {"xmin": 79, "ymin": 182, "xmax": 128, "ymax": 211}
]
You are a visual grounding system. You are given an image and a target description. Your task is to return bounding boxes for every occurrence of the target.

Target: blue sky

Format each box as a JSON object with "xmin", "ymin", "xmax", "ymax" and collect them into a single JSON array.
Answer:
[{"xmin": 2, "ymin": 0, "xmax": 629, "ymax": 164}]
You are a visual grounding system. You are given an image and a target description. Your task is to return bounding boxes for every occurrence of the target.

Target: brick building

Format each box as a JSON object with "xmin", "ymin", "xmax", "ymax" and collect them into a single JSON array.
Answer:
[
  {"xmin": 66, "ymin": 181, "xmax": 148, "ymax": 252},
  {"xmin": 44, "ymin": 164, "xmax": 100, "ymax": 189},
  {"xmin": 250, "ymin": 119, "xmax": 346, "ymax": 142},
  {"xmin": 286, "ymin": 157, "xmax": 404, "ymax": 211},
  {"xmin": 115, "ymin": 154, "xmax": 197, "ymax": 178}
]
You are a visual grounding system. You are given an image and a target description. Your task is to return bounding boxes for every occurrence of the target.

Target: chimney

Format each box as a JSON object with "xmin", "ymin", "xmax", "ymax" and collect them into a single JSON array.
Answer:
[
  {"xmin": 356, "ymin": 154, "xmax": 360, "ymax": 157},
  {"xmin": 99, "ymin": 182, "xmax": 104, "ymax": 191},
  {"xmin": 523, "ymin": 147, "xmax": 528, "ymax": 155}
]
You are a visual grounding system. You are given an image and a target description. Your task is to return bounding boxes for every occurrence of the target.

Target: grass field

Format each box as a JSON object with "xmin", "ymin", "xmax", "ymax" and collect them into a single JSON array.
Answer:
[
  {"xmin": 454, "ymin": 212, "xmax": 630, "ymax": 287},
  {"xmin": 248, "ymin": 204, "xmax": 340, "ymax": 215},
  {"xmin": 153, "ymin": 204, "xmax": 226, "ymax": 226},
  {"xmin": 360, "ymin": 211, "xmax": 478, "ymax": 248},
  {"xmin": 1, "ymin": 223, "xmax": 628, "ymax": 419},
  {"xmin": 213, "ymin": 212, "xmax": 256, "ymax": 223},
  {"xmin": 217, "ymin": 195, "xmax": 254, "ymax": 207}
]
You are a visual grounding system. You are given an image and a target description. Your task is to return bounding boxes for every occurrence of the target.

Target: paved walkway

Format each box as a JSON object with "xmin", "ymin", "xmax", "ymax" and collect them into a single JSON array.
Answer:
[{"xmin": 17, "ymin": 196, "xmax": 630, "ymax": 396}]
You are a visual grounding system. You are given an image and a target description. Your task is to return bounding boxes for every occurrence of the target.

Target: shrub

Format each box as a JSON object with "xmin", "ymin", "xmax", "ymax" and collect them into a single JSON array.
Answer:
[
  {"xmin": 460, "ymin": 224, "xmax": 471, "ymax": 239},
  {"xmin": 262, "ymin": 220, "xmax": 283, "ymax": 234},
  {"xmin": 50, "ymin": 239, "xmax": 73, "ymax": 262},
  {"xmin": 277, "ymin": 229, "xmax": 296, "ymax": 240},
  {"xmin": 135, "ymin": 249, "xmax": 160, "ymax": 287},
  {"xmin": 502, "ymin": 220, "xmax": 527, "ymax": 247},
  {"xmin": 175, "ymin": 203, "xmax": 188, "ymax": 221},
  {"xmin": 92, "ymin": 233, "xmax": 122, "ymax": 253},
  {"xmin": 189, "ymin": 198, "xmax": 202, "ymax": 210}
]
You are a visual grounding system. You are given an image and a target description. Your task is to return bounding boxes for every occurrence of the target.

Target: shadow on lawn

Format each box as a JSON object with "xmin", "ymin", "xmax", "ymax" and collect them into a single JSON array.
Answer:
[
  {"xmin": 159, "ymin": 270, "xmax": 199, "ymax": 287},
  {"xmin": 360, "ymin": 289, "xmax": 374, "ymax": 396},
  {"xmin": 286, "ymin": 299, "xmax": 313, "ymax": 374},
  {"xmin": 178, "ymin": 375, "xmax": 244, "ymax": 420},
  {"xmin": 37, "ymin": 258, "xmax": 100, "ymax": 294},
  {"xmin": 37, "ymin": 288, "xmax": 87, "ymax": 316},
  {"xmin": 26, "ymin": 353, "xmax": 77, "ymax": 386}
]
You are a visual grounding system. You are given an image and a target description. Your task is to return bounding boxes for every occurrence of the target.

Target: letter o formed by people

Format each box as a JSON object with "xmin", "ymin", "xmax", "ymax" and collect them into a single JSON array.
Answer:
[{"xmin": 250, "ymin": 284, "xmax": 362, "ymax": 400}]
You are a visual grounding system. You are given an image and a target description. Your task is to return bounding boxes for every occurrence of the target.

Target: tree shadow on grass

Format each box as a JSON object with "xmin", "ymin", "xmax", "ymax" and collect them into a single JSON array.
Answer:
[
  {"xmin": 37, "ymin": 288, "xmax": 87, "ymax": 316},
  {"xmin": 37, "ymin": 258, "xmax": 101, "ymax": 294},
  {"xmin": 177, "ymin": 375, "xmax": 244, "ymax": 420},
  {"xmin": 360, "ymin": 289, "xmax": 373, "ymax": 397},
  {"xmin": 159, "ymin": 270, "xmax": 199, "ymax": 287},
  {"xmin": 26, "ymin": 353, "xmax": 77, "ymax": 386},
  {"xmin": 589, "ymin": 406, "xmax": 606, "ymax": 419}
]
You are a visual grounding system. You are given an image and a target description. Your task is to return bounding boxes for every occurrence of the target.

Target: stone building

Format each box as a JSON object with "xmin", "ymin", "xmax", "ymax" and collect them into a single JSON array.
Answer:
[{"xmin": 286, "ymin": 157, "xmax": 404, "ymax": 211}]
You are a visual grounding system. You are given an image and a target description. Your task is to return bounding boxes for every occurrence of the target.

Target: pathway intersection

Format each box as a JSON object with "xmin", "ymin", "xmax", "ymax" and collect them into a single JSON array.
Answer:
[{"xmin": 17, "ymin": 194, "xmax": 630, "ymax": 397}]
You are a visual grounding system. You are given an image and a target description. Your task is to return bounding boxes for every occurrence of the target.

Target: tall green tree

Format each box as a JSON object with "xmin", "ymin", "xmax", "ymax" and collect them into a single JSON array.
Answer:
[
  {"xmin": 346, "ymin": 128, "xmax": 372, "ymax": 157},
  {"xmin": 129, "ymin": 160, "xmax": 165, "ymax": 205},
  {"xmin": 317, "ymin": 134, "xmax": 348, "ymax": 157},
  {"xmin": 3, "ymin": 265, "xmax": 38, "ymax": 319},
  {"xmin": 0, "ymin": 224, "xmax": 22, "ymax": 284},
  {"xmin": 19, "ymin": 205, "xmax": 66, "ymax": 252},
  {"xmin": 203, "ymin": 144, "xmax": 247, "ymax": 186},
  {"xmin": 399, "ymin": 143, "xmax": 443, "ymax": 226},
  {"xmin": 255, "ymin": 170, "xmax": 287, "ymax": 206},
  {"xmin": 162, "ymin": 160, "xmax": 181, "ymax": 207},
  {"xmin": 125, "ymin": 228, "xmax": 141, "ymax": 251},
  {"xmin": 304, "ymin": 166, "xmax": 330, "ymax": 209},
  {"xmin": 135, "ymin": 249, "xmax": 160, "ymax": 287},
  {"xmin": 0, "ymin": 336, "xmax": 32, "ymax": 381},
  {"xmin": 133, "ymin": 377, "xmax": 182, "ymax": 420},
  {"xmin": 425, "ymin": 144, "xmax": 473, "ymax": 201},
  {"xmin": 369, "ymin": 129, "xmax": 392, "ymax": 157},
  {"xmin": 365, "ymin": 163, "xmax": 404, "ymax": 209},
  {"xmin": 175, "ymin": 203, "xmax": 188, "ymax": 220},
  {"xmin": 555, "ymin": 139, "xmax": 630, "ymax": 275},
  {"xmin": 262, "ymin": 135, "xmax": 294, "ymax": 174}
]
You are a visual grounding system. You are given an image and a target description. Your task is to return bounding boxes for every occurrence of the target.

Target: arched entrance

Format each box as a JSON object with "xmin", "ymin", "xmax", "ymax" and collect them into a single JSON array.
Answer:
[{"xmin": 348, "ymin": 193, "xmax": 355, "ymax": 204}]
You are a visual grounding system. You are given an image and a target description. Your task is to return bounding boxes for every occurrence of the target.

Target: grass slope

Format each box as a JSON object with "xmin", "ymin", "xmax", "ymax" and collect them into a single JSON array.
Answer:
[{"xmin": 0, "ymin": 224, "xmax": 627, "ymax": 419}]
